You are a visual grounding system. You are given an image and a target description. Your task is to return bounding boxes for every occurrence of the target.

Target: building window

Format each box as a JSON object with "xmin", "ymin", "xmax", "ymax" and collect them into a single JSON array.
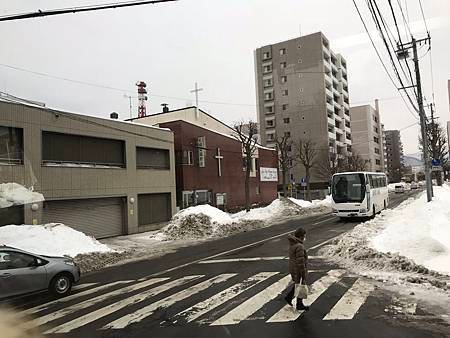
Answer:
[
  {"xmin": 373, "ymin": 115, "xmax": 378, "ymax": 122},
  {"xmin": 264, "ymin": 92, "xmax": 273, "ymax": 100},
  {"xmin": 376, "ymin": 159, "xmax": 381, "ymax": 165},
  {"xmin": 266, "ymin": 119, "xmax": 275, "ymax": 128},
  {"xmin": 300, "ymin": 100, "xmax": 305, "ymax": 105},
  {"xmin": 256, "ymin": 186, "xmax": 260, "ymax": 195},
  {"xmin": 0, "ymin": 126, "xmax": 23, "ymax": 165},
  {"xmin": 298, "ymin": 73, "xmax": 303, "ymax": 78},
  {"xmin": 265, "ymin": 105, "xmax": 274, "ymax": 113},
  {"xmin": 374, "ymin": 148, "xmax": 380, "ymax": 154},
  {"xmin": 283, "ymin": 118, "xmax": 290, "ymax": 124},
  {"xmin": 287, "ymin": 145, "xmax": 292, "ymax": 152},
  {"xmin": 298, "ymin": 59, "xmax": 302, "ymax": 63},
  {"xmin": 298, "ymin": 44, "xmax": 302, "ymax": 49},
  {"xmin": 263, "ymin": 78, "xmax": 273, "ymax": 87},
  {"xmin": 374, "ymin": 126, "xmax": 379, "ymax": 133},
  {"xmin": 263, "ymin": 64, "xmax": 272, "ymax": 73},
  {"xmin": 263, "ymin": 51, "xmax": 270, "ymax": 59},
  {"xmin": 282, "ymin": 104, "xmax": 288, "ymax": 111},
  {"xmin": 279, "ymin": 48, "xmax": 286, "ymax": 55},
  {"xmin": 281, "ymin": 76, "xmax": 287, "ymax": 83},
  {"xmin": 197, "ymin": 136, "xmax": 206, "ymax": 167},
  {"xmin": 267, "ymin": 133, "xmax": 275, "ymax": 141},
  {"xmin": 373, "ymin": 136, "xmax": 379, "ymax": 144},
  {"xmin": 42, "ymin": 131, "xmax": 125, "ymax": 168},
  {"xmin": 284, "ymin": 132, "xmax": 291, "ymax": 138},
  {"xmin": 280, "ymin": 62, "xmax": 287, "ymax": 69},
  {"xmin": 181, "ymin": 150, "xmax": 194, "ymax": 165},
  {"xmin": 282, "ymin": 89, "xmax": 288, "ymax": 96},
  {"xmin": 136, "ymin": 147, "xmax": 170, "ymax": 170},
  {"xmin": 299, "ymin": 88, "xmax": 304, "ymax": 92}
]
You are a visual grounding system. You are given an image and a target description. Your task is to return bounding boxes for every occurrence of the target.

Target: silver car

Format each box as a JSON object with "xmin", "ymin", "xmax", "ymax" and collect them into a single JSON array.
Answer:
[{"xmin": 0, "ymin": 245, "xmax": 81, "ymax": 299}]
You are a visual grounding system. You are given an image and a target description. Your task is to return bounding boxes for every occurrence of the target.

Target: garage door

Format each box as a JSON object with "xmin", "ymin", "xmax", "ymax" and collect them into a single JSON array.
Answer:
[
  {"xmin": 138, "ymin": 193, "xmax": 171, "ymax": 227},
  {"xmin": 42, "ymin": 197, "xmax": 124, "ymax": 239}
]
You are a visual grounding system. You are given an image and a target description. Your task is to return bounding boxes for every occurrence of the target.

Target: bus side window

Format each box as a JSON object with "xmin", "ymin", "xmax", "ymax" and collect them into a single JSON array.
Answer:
[{"xmin": 369, "ymin": 175, "xmax": 374, "ymax": 188}]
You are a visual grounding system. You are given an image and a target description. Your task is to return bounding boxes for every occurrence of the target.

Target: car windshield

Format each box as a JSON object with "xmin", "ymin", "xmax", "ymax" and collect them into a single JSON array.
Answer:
[{"xmin": 332, "ymin": 173, "xmax": 366, "ymax": 203}]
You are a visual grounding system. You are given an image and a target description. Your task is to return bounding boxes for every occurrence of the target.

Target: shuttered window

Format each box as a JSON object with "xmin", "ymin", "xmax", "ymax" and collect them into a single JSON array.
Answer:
[
  {"xmin": 0, "ymin": 205, "xmax": 24, "ymax": 226},
  {"xmin": 136, "ymin": 147, "xmax": 170, "ymax": 169},
  {"xmin": 42, "ymin": 131, "xmax": 125, "ymax": 167},
  {"xmin": 0, "ymin": 126, "xmax": 23, "ymax": 164},
  {"xmin": 138, "ymin": 193, "xmax": 171, "ymax": 226}
]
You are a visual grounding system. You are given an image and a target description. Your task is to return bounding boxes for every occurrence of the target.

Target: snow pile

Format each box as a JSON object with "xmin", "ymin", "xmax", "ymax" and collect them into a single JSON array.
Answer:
[
  {"xmin": 0, "ymin": 223, "xmax": 112, "ymax": 257},
  {"xmin": 371, "ymin": 185, "xmax": 450, "ymax": 275},
  {"xmin": 0, "ymin": 183, "xmax": 44, "ymax": 208},
  {"xmin": 156, "ymin": 197, "xmax": 330, "ymax": 241},
  {"xmin": 319, "ymin": 187, "xmax": 450, "ymax": 290}
]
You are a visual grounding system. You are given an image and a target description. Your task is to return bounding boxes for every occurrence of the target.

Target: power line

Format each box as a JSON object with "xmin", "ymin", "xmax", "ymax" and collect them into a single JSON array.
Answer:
[
  {"xmin": 0, "ymin": 0, "xmax": 178, "ymax": 22},
  {"xmin": 352, "ymin": 0, "xmax": 418, "ymax": 121},
  {"xmin": 396, "ymin": 0, "xmax": 412, "ymax": 37},
  {"xmin": 418, "ymin": 0, "xmax": 429, "ymax": 33}
]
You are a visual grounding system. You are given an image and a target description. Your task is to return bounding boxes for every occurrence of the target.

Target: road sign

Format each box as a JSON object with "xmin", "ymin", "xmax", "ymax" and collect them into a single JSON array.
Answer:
[{"xmin": 431, "ymin": 159, "xmax": 440, "ymax": 166}]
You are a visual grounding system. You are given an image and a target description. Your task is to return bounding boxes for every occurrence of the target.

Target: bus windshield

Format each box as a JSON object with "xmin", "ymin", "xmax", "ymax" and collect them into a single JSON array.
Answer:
[{"xmin": 332, "ymin": 173, "xmax": 366, "ymax": 203}]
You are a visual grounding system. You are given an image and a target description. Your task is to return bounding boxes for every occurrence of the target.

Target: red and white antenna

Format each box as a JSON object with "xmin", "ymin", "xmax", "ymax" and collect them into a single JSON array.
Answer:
[{"xmin": 136, "ymin": 81, "xmax": 148, "ymax": 117}]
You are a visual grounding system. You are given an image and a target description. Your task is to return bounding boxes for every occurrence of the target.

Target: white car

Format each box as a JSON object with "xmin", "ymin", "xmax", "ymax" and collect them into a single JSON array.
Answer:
[
  {"xmin": 394, "ymin": 184, "xmax": 405, "ymax": 193},
  {"xmin": 410, "ymin": 182, "xmax": 418, "ymax": 189}
]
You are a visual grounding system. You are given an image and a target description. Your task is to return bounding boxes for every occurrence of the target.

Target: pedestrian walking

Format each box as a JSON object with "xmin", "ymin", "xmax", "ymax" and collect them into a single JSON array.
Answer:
[{"xmin": 284, "ymin": 227, "xmax": 309, "ymax": 311}]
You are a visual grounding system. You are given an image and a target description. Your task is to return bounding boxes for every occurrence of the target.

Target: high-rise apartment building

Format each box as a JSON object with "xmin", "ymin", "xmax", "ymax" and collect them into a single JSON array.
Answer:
[
  {"xmin": 255, "ymin": 32, "xmax": 350, "ymax": 186},
  {"xmin": 384, "ymin": 130, "xmax": 404, "ymax": 182},
  {"xmin": 350, "ymin": 100, "xmax": 385, "ymax": 172}
]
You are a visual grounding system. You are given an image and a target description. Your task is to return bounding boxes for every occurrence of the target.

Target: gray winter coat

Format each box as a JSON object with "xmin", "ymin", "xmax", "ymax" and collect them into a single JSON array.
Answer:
[{"xmin": 288, "ymin": 234, "xmax": 308, "ymax": 283}]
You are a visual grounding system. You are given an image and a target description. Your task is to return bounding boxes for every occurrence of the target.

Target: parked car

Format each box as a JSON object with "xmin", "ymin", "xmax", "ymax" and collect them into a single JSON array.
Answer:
[
  {"xmin": 410, "ymin": 182, "xmax": 418, "ymax": 189},
  {"xmin": 0, "ymin": 246, "xmax": 80, "ymax": 299},
  {"xmin": 394, "ymin": 184, "xmax": 405, "ymax": 193}
]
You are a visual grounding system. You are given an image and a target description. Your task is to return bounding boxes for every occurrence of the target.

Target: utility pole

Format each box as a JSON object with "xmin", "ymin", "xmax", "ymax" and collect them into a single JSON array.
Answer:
[
  {"xmin": 190, "ymin": 82, "xmax": 203, "ymax": 119},
  {"xmin": 397, "ymin": 36, "xmax": 432, "ymax": 201}
]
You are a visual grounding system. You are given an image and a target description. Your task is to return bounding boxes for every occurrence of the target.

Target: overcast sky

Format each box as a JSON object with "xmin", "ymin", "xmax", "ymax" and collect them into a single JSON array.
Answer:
[{"xmin": 1, "ymin": 0, "xmax": 449, "ymax": 154}]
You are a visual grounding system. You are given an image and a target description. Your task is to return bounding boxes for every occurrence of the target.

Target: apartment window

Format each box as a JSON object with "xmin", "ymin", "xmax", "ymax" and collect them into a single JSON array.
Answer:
[
  {"xmin": 281, "ymin": 76, "xmax": 287, "ymax": 83},
  {"xmin": 298, "ymin": 73, "xmax": 303, "ymax": 78},
  {"xmin": 0, "ymin": 126, "xmax": 23, "ymax": 164},
  {"xmin": 263, "ymin": 78, "xmax": 273, "ymax": 87},
  {"xmin": 181, "ymin": 150, "xmax": 194, "ymax": 165},
  {"xmin": 373, "ymin": 115, "xmax": 378, "ymax": 122},
  {"xmin": 300, "ymin": 100, "xmax": 305, "ymax": 105},
  {"xmin": 136, "ymin": 147, "xmax": 170, "ymax": 170},
  {"xmin": 373, "ymin": 136, "xmax": 379, "ymax": 144},
  {"xmin": 42, "ymin": 131, "xmax": 125, "ymax": 167},
  {"xmin": 299, "ymin": 88, "xmax": 304, "ymax": 92},
  {"xmin": 267, "ymin": 133, "xmax": 275, "ymax": 141},
  {"xmin": 279, "ymin": 48, "xmax": 286, "ymax": 55},
  {"xmin": 282, "ymin": 104, "xmax": 288, "ymax": 111},
  {"xmin": 297, "ymin": 44, "xmax": 302, "ymax": 49},
  {"xmin": 282, "ymin": 89, "xmax": 288, "ymax": 96},
  {"xmin": 374, "ymin": 148, "xmax": 380, "ymax": 154},
  {"xmin": 376, "ymin": 159, "xmax": 381, "ymax": 165},
  {"xmin": 280, "ymin": 62, "xmax": 287, "ymax": 69},
  {"xmin": 287, "ymin": 145, "xmax": 292, "ymax": 152},
  {"xmin": 298, "ymin": 59, "xmax": 302, "ymax": 63},
  {"xmin": 263, "ymin": 64, "xmax": 272, "ymax": 73},
  {"xmin": 256, "ymin": 186, "xmax": 260, "ymax": 195},
  {"xmin": 265, "ymin": 105, "xmax": 274, "ymax": 113},
  {"xmin": 266, "ymin": 119, "xmax": 275, "ymax": 128},
  {"xmin": 284, "ymin": 132, "xmax": 291, "ymax": 138},
  {"xmin": 197, "ymin": 136, "xmax": 206, "ymax": 167},
  {"xmin": 374, "ymin": 126, "xmax": 379, "ymax": 133},
  {"xmin": 263, "ymin": 51, "xmax": 270, "ymax": 59},
  {"xmin": 283, "ymin": 118, "xmax": 290, "ymax": 124},
  {"xmin": 264, "ymin": 92, "xmax": 273, "ymax": 100}
]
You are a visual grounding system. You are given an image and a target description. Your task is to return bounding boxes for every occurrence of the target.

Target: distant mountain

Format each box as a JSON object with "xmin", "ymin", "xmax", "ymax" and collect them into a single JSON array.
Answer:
[
  {"xmin": 406, "ymin": 152, "xmax": 423, "ymax": 161},
  {"xmin": 404, "ymin": 154, "xmax": 423, "ymax": 167}
]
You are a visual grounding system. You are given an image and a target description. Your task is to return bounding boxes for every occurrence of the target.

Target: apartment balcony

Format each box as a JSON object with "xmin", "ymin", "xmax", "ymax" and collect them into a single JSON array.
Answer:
[
  {"xmin": 342, "ymin": 90, "xmax": 349, "ymax": 98},
  {"xmin": 324, "ymin": 73, "xmax": 332, "ymax": 86},
  {"xmin": 341, "ymin": 76, "xmax": 348, "ymax": 85},
  {"xmin": 323, "ymin": 47, "xmax": 331, "ymax": 57},
  {"xmin": 340, "ymin": 66, "xmax": 347, "ymax": 75},
  {"xmin": 331, "ymin": 62, "xmax": 338, "ymax": 72},
  {"xmin": 345, "ymin": 125, "xmax": 351, "ymax": 133},
  {"xmin": 333, "ymin": 100, "xmax": 342, "ymax": 109},
  {"xmin": 325, "ymin": 87, "xmax": 333, "ymax": 99},
  {"xmin": 326, "ymin": 102, "xmax": 334, "ymax": 113},
  {"xmin": 327, "ymin": 116, "xmax": 334, "ymax": 125},
  {"xmin": 342, "ymin": 101, "xmax": 349, "ymax": 109},
  {"xmin": 335, "ymin": 127, "xmax": 344, "ymax": 135},
  {"xmin": 328, "ymin": 131, "xmax": 336, "ymax": 140},
  {"xmin": 332, "ymin": 86, "xmax": 340, "ymax": 97},
  {"xmin": 334, "ymin": 115, "xmax": 342, "ymax": 123}
]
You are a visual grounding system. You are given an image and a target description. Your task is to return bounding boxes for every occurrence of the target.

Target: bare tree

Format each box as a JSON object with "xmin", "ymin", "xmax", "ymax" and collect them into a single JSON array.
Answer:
[
  {"xmin": 233, "ymin": 121, "xmax": 258, "ymax": 211},
  {"xmin": 275, "ymin": 135, "xmax": 296, "ymax": 197},
  {"xmin": 295, "ymin": 139, "xmax": 318, "ymax": 201},
  {"xmin": 315, "ymin": 150, "xmax": 344, "ymax": 183},
  {"xmin": 346, "ymin": 152, "xmax": 369, "ymax": 172}
]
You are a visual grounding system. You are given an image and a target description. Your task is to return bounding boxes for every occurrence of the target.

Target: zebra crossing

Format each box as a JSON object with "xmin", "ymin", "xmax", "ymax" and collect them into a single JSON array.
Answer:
[{"xmin": 19, "ymin": 268, "xmax": 382, "ymax": 334}]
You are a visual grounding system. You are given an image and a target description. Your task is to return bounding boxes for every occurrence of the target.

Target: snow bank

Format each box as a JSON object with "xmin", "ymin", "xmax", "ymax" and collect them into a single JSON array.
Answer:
[
  {"xmin": 0, "ymin": 223, "xmax": 112, "ymax": 257},
  {"xmin": 155, "ymin": 196, "xmax": 331, "ymax": 241},
  {"xmin": 320, "ymin": 187, "xmax": 450, "ymax": 290},
  {"xmin": 371, "ymin": 185, "xmax": 450, "ymax": 275},
  {"xmin": 0, "ymin": 183, "xmax": 44, "ymax": 208}
]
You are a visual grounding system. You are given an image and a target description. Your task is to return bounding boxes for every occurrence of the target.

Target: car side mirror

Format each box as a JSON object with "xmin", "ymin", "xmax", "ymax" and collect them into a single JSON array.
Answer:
[{"xmin": 31, "ymin": 258, "xmax": 44, "ymax": 267}]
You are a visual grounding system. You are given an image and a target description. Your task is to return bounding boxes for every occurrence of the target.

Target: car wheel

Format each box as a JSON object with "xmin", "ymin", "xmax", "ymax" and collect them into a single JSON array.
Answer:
[{"xmin": 50, "ymin": 273, "xmax": 73, "ymax": 297}]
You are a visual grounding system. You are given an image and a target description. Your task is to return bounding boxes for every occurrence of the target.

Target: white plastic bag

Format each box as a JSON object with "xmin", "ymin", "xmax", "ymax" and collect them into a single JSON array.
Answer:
[{"xmin": 294, "ymin": 283, "xmax": 308, "ymax": 299}]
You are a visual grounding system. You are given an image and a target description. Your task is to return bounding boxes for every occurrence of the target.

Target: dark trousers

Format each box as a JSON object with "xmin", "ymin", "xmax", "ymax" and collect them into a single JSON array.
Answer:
[{"xmin": 285, "ymin": 284, "xmax": 296, "ymax": 302}]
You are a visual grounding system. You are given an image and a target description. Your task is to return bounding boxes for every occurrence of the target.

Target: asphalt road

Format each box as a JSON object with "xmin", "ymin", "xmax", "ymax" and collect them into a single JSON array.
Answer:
[{"xmin": 10, "ymin": 189, "xmax": 449, "ymax": 338}]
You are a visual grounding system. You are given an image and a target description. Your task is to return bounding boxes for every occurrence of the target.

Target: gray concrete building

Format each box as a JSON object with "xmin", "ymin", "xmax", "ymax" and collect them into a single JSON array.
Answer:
[
  {"xmin": 0, "ymin": 100, "xmax": 176, "ymax": 238},
  {"xmin": 384, "ymin": 129, "xmax": 404, "ymax": 182},
  {"xmin": 254, "ymin": 32, "xmax": 350, "ymax": 186},
  {"xmin": 349, "ymin": 100, "xmax": 385, "ymax": 172}
]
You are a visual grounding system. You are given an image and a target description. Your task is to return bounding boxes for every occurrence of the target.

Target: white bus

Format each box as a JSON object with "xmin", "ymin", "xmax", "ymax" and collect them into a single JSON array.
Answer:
[{"xmin": 331, "ymin": 172, "xmax": 389, "ymax": 218}]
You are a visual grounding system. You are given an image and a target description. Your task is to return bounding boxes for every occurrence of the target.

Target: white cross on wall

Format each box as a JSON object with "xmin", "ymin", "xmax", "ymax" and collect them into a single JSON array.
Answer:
[{"xmin": 215, "ymin": 148, "xmax": 224, "ymax": 177}]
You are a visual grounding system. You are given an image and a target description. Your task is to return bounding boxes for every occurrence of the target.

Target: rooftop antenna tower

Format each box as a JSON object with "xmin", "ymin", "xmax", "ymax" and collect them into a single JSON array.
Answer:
[{"xmin": 136, "ymin": 81, "xmax": 148, "ymax": 117}]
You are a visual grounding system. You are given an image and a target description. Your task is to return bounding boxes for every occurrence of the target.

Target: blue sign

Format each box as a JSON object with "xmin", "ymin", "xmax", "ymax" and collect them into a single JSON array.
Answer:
[
  {"xmin": 301, "ymin": 177, "xmax": 306, "ymax": 183},
  {"xmin": 432, "ymin": 159, "xmax": 440, "ymax": 166}
]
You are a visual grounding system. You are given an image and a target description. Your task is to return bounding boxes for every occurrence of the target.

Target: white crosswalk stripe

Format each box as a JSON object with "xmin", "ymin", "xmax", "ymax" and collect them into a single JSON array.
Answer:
[
  {"xmin": 102, "ymin": 273, "xmax": 236, "ymax": 330},
  {"xmin": 267, "ymin": 269, "xmax": 345, "ymax": 323},
  {"xmin": 46, "ymin": 275, "xmax": 204, "ymax": 334},
  {"xmin": 22, "ymin": 281, "xmax": 129, "ymax": 316},
  {"xmin": 72, "ymin": 283, "xmax": 98, "ymax": 290},
  {"xmin": 210, "ymin": 274, "xmax": 292, "ymax": 326},
  {"xmin": 323, "ymin": 278, "xmax": 375, "ymax": 320},
  {"xmin": 173, "ymin": 272, "xmax": 278, "ymax": 323},
  {"xmin": 31, "ymin": 277, "xmax": 170, "ymax": 327}
]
